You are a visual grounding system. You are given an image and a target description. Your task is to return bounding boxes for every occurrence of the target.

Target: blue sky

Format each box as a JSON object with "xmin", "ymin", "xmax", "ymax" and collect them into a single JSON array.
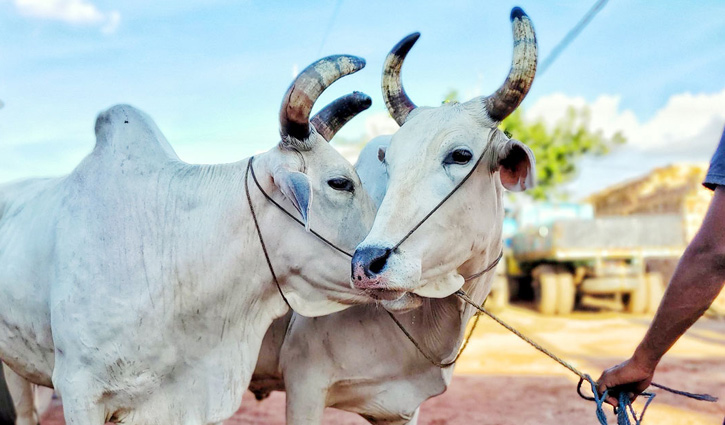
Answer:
[{"xmin": 1, "ymin": 0, "xmax": 724, "ymax": 197}]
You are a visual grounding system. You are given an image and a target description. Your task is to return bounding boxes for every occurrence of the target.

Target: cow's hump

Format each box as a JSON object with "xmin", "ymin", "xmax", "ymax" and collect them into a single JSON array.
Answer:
[{"xmin": 93, "ymin": 104, "xmax": 180, "ymax": 163}]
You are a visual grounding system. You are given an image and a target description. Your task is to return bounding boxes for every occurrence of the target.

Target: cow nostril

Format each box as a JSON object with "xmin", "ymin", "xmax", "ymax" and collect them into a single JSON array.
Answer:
[{"xmin": 368, "ymin": 249, "xmax": 391, "ymax": 275}]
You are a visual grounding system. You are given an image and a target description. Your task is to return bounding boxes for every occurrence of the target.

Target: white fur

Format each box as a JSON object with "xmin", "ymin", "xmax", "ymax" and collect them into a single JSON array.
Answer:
[
  {"xmin": 248, "ymin": 125, "xmax": 524, "ymax": 424},
  {"xmin": 0, "ymin": 104, "xmax": 376, "ymax": 425},
  {"xmin": 354, "ymin": 101, "xmax": 533, "ymax": 301}
]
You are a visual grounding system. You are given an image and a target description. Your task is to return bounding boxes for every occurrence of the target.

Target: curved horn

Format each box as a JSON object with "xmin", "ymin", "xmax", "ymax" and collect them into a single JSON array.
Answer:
[
  {"xmin": 382, "ymin": 33, "xmax": 420, "ymax": 126},
  {"xmin": 311, "ymin": 91, "xmax": 372, "ymax": 142},
  {"xmin": 483, "ymin": 7, "xmax": 538, "ymax": 122},
  {"xmin": 280, "ymin": 55, "xmax": 366, "ymax": 149}
]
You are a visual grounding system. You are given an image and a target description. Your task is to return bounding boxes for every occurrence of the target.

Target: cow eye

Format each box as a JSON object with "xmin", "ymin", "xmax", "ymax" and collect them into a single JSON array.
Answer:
[
  {"xmin": 444, "ymin": 148, "xmax": 473, "ymax": 165},
  {"xmin": 327, "ymin": 177, "xmax": 354, "ymax": 192}
]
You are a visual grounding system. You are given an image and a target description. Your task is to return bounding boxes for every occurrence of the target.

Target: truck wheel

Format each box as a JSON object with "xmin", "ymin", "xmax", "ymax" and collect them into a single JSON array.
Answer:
[
  {"xmin": 556, "ymin": 273, "xmax": 576, "ymax": 315},
  {"xmin": 0, "ymin": 363, "xmax": 17, "ymax": 425},
  {"xmin": 487, "ymin": 276, "xmax": 509, "ymax": 312},
  {"xmin": 536, "ymin": 273, "xmax": 558, "ymax": 315},
  {"xmin": 645, "ymin": 273, "xmax": 664, "ymax": 314},
  {"xmin": 627, "ymin": 277, "xmax": 648, "ymax": 314}
]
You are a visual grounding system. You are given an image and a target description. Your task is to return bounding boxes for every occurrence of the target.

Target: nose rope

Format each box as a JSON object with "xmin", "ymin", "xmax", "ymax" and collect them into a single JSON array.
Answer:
[
  {"xmin": 389, "ymin": 140, "xmax": 492, "ymax": 254},
  {"xmin": 386, "ymin": 309, "xmax": 482, "ymax": 368},
  {"xmin": 247, "ymin": 156, "xmax": 353, "ymax": 258},
  {"xmin": 245, "ymin": 156, "xmax": 359, "ymax": 312},
  {"xmin": 389, "ymin": 250, "xmax": 503, "ymax": 368},
  {"xmin": 245, "ymin": 158, "xmax": 293, "ymax": 310},
  {"xmin": 463, "ymin": 250, "xmax": 504, "ymax": 281}
]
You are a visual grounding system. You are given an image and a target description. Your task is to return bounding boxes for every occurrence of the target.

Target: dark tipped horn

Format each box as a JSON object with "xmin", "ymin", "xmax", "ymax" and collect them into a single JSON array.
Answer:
[
  {"xmin": 483, "ymin": 7, "xmax": 538, "ymax": 122},
  {"xmin": 382, "ymin": 33, "xmax": 420, "ymax": 126},
  {"xmin": 280, "ymin": 55, "xmax": 366, "ymax": 149},
  {"xmin": 311, "ymin": 91, "xmax": 372, "ymax": 142}
]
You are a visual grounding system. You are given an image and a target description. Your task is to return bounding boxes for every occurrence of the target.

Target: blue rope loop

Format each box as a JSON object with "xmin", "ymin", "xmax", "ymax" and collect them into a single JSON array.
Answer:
[
  {"xmin": 578, "ymin": 375, "xmax": 653, "ymax": 425},
  {"xmin": 577, "ymin": 374, "xmax": 717, "ymax": 425}
]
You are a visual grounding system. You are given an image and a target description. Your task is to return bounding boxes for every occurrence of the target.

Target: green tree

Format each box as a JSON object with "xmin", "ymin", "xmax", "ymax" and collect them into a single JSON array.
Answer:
[
  {"xmin": 442, "ymin": 89, "xmax": 460, "ymax": 104},
  {"xmin": 501, "ymin": 106, "xmax": 625, "ymax": 200}
]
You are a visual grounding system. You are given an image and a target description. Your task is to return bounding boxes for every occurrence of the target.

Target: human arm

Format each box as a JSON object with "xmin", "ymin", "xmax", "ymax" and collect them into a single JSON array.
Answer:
[{"xmin": 597, "ymin": 186, "xmax": 725, "ymax": 406}]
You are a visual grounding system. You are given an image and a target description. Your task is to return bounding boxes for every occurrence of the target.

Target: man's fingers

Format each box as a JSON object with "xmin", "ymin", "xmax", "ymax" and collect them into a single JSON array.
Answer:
[{"xmin": 605, "ymin": 394, "xmax": 619, "ymax": 408}]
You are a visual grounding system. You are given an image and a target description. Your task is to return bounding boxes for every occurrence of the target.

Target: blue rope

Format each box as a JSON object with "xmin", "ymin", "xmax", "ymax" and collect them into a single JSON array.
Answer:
[{"xmin": 579, "ymin": 374, "xmax": 716, "ymax": 425}]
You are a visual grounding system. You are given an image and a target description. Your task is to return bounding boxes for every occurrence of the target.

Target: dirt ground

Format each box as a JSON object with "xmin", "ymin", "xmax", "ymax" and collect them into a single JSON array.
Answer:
[{"xmin": 40, "ymin": 304, "xmax": 725, "ymax": 425}]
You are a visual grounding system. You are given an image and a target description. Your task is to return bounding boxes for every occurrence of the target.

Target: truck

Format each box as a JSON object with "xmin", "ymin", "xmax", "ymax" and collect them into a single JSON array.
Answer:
[{"xmin": 487, "ymin": 203, "xmax": 687, "ymax": 315}]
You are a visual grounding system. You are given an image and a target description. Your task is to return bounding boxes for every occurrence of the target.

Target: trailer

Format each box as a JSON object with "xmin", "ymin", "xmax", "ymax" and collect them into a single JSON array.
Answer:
[{"xmin": 502, "ymin": 212, "xmax": 686, "ymax": 315}]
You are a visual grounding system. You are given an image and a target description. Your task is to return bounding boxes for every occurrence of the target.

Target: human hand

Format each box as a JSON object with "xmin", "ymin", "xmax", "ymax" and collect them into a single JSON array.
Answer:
[{"xmin": 596, "ymin": 356, "xmax": 655, "ymax": 407}]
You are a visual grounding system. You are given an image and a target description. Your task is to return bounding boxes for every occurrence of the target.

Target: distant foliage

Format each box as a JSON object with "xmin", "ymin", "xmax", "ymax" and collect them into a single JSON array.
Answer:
[
  {"xmin": 501, "ymin": 107, "xmax": 626, "ymax": 200},
  {"xmin": 442, "ymin": 89, "xmax": 460, "ymax": 104}
]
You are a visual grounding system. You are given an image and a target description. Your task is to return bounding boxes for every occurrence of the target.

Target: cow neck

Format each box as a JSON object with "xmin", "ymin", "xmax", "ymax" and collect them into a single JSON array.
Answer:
[{"xmin": 387, "ymin": 249, "xmax": 502, "ymax": 369}]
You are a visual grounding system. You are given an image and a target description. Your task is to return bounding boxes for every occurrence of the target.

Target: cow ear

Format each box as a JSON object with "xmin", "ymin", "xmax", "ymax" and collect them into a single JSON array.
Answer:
[
  {"xmin": 273, "ymin": 169, "xmax": 313, "ymax": 230},
  {"xmin": 496, "ymin": 138, "xmax": 536, "ymax": 192}
]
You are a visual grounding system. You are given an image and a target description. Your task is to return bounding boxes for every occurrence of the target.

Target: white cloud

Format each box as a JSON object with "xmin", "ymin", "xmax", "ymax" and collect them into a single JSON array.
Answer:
[
  {"xmin": 364, "ymin": 112, "xmax": 398, "ymax": 139},
  {"xmin": 526, "ymin": 89, "xmax": 725, "ymax": 155},
  {"xmin": 524, "ymin": 90, "xmax": 725, "ymax": 199},
  {"xmin": 101, "ymin": 10, "xmax": 120, "ymax": 34},
  {"xmin": 13, "ymin": 0, "xmax": 121, "ymax": 33}
]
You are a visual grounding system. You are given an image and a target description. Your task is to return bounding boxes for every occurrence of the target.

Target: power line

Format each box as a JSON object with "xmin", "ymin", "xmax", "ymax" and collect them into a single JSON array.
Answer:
[
  {"xmin": 317, "ymin": 0, "xmax": 343, "ymax": 56},
  {"xmin": 539, "ymin": 0, "xmax": 610, "ymax": 75}
]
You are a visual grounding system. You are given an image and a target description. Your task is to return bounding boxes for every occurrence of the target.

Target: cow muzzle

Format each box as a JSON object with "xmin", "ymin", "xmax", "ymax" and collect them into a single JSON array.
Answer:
[
  {"xmin": 351, "ymin": 245, "xmax": 392, "ymax": 288},
  {"xmin": 351, "ymin": 244, "xmax": 421, "ymax": 295}
]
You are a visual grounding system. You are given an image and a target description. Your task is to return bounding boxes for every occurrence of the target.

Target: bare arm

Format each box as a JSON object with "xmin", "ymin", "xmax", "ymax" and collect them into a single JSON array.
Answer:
[{"xmin": 597, "ymin": 186, "xmax": 725, "ymax": 405}]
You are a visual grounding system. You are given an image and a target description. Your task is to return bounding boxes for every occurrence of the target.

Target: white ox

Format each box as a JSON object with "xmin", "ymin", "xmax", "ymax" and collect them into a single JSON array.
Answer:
[
  {"xmin": 249, "ymin": 8, "xmax": 538, "ymax": 425},
  {"xmin": 0, "ymin": 55, "xmax": 377, "ymax": 425}
]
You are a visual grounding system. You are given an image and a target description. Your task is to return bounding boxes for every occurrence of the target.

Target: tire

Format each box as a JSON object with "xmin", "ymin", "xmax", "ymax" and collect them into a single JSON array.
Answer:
[
  {"xmin": 627, "ymin": 277, "xmax": 648, "ymax": 314},
  {"xmin": 556, "ymin": 273, "xmax": 576, "ymax": 315},
  {"xmin": 645, "ymin": 273, "xmax": 664, "ymax": 314},
  {"xmin": 536, "ymin": 272, "xmax": 558, "ymax": 315},
  {"xmin": 0, "ymin": 363, "xmax": 17, "ymax": 425},
  {"xmin": 487, "ymin": 276, "xmax": 510, "ymax": 312}
]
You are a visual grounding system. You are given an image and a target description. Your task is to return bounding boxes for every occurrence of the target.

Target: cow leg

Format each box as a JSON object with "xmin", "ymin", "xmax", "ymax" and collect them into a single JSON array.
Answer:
[
  {"xmin": 2, "ymin": 365, "xmax": 36, "ymax": 425},
  {"xmin": 52, "ymin": 375, "xmax": 104, "ymax": 425},
  {"xmin": 0, "ymin": 363, "xmax": 16, "ymax": 425},
  {"xmin": 285, "ymin": 381, "xmax": 327, "ymax": 425}
]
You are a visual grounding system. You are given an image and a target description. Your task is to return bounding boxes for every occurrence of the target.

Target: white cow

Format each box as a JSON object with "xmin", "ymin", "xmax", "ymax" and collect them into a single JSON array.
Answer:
[
  {"xmin": 0, "ymin": 55, "xmax": 378, "ymax": 425},
  {"xmin": 0, "ymin": 87, "xmax": 377, "ymax": 425},
  {"xmin": 249, "ymin": 8, "xmax": 538, "ymax": 425}
]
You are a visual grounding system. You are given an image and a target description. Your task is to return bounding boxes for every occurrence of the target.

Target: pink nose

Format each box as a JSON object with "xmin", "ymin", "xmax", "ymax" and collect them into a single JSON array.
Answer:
[
  {"xmin": 352, "ymin": 263, "xmax": 389, "ymax": 289},
  {"xmin": 351, "ymin": 246, "xmax": 392, "ymax": 289}
]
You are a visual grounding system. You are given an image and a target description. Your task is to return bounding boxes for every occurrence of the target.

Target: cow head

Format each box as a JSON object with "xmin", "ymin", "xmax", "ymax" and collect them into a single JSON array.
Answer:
[
  {"xmin": 351, "ymin": 8, "xmax": 537, "ymax": 308},
  {"xmin": 255, "ymin": 55, "xmax": 378, "ymax": 316}
]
